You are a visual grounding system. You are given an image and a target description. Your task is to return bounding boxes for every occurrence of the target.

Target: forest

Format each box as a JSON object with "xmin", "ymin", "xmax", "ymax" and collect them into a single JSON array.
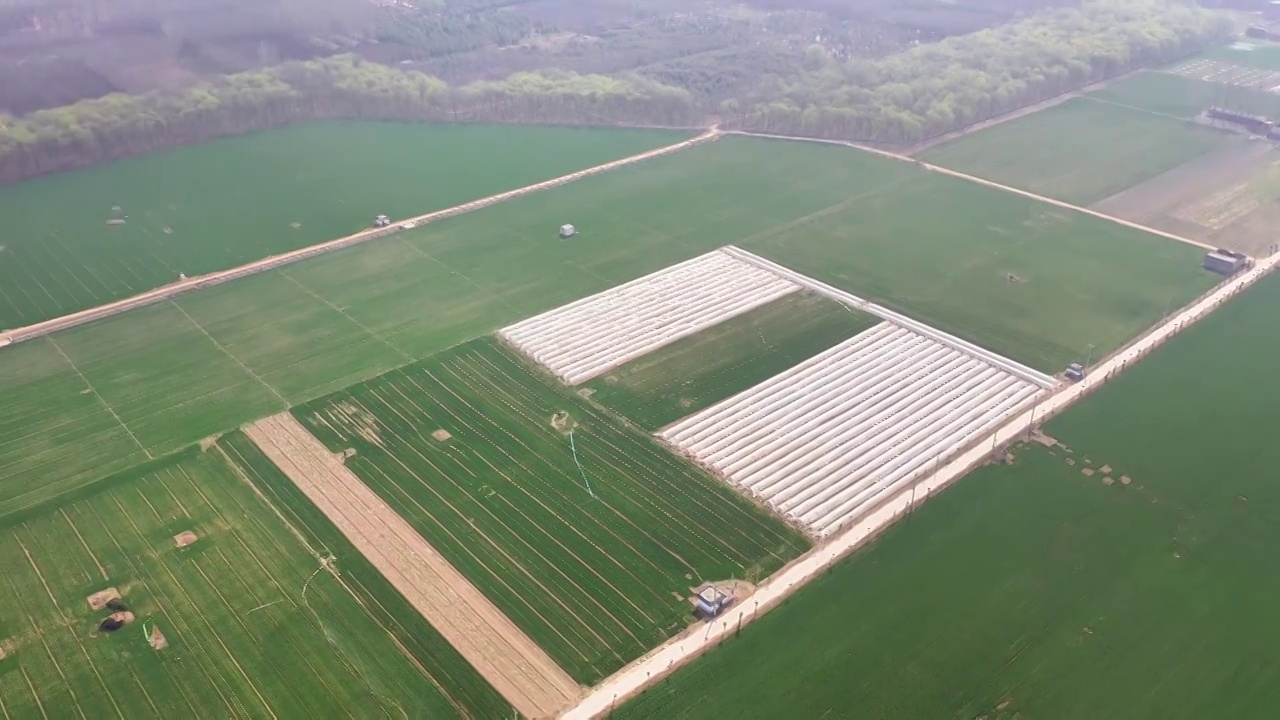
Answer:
[{"xmin": 0, "ymin": 0, "xmax": 1241, "ymax": 181}]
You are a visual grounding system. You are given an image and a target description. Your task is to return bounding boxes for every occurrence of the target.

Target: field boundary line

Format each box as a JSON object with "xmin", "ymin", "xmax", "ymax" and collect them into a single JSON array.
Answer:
[
  {"xmin": 394, "ymin": 240, "xmax": 522, "ymax": 315},
  {"xmin": 45, "ymin": 336, "xmax": 153, "ymax": 459},
  {"xmin": 275, "ymin": 269, "xmax": 413, "ymax": 362},
  {"xmin": 1079, "ymin": 94, "xmax": 1193, "ymax": 122},
  {"xmin": 169, "ymin": 301, "xmax": 288, "ymax": 405},
  {"xmin": 0, "ymin": 129, "xmax": 721, "ymax": 349},
  {"xmin": 59, "ymin": 508, "xmax": 109, "ymax": 581},
  {"xmin": 560, "ymin": 251, "xmax": 1280, "ymax": 718},
  {"xmin": 726, "ymin": 131, "xmax": 1219, "ymax": 253}
]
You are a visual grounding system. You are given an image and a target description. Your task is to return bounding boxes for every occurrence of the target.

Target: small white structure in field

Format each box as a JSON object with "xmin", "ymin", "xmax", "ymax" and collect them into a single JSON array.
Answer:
[
  {"xmin": 559, "ymin": 224, "xmax": 577, "ymax": 238},
  {"xmin": 693, "ymin": 584, "xmax": 731, "ymax": 618}
]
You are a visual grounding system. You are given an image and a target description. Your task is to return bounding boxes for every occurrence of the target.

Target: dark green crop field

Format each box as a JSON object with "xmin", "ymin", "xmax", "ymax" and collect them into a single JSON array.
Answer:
[
  {"xmin": 618, "ymin": 274, "xmax": 1280, "ymax": 719},
  {"xmin": 585, "ymin": 292, "xmax": 879, "ymax": 430},
  {"xmin": 293, "ymin": 338, "xmax": 810, "ymax": 684},
  {"xmin": 0, "ymin": 122, "xmax": 683, "ymax": 330},
  {"xmin": 0, "ymin": 444, "xmax": 506, "ymax": 719}
]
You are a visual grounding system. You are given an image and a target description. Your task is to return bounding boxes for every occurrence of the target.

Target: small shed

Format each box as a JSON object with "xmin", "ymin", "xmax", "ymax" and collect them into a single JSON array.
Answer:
[
  {"xmin": 559, "ymin": 224, "xmax": 577, "ymax": 239},
  {"xmin": 693, "ymin": 585, "xmax": 731, "ymax": 618},
  {"xmin": 1064, "ymin": 363, "xmax": 1085, "ymax": 382},
  {"xmin": 1204, "ymin": 249, "xmax": 1248, "ymax": 276}
]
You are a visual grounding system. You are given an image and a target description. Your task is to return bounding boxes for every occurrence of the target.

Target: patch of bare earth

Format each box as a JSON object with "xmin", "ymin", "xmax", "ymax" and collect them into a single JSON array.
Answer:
[
  {"xmin": 714, "ymin": 579, "xmax": 757, "ymax": 603},
  {"xmin": 87, "ymin": 588, "xmax": 121, "ymax": 611},
  {"xmin": 244, "ymin": 413, "xmax": 579, "ymax": 718},
  {"xmin": 550, "ymin": 411, "xmax": 576, "ymax": 434},
  {"xmin": 173, "ymin": 531, "xmax": 198, "ymax": 548},
  {"xmin": 317, "ymin": 401, "xmax": 385, "ymax": 449},
  {"xmin": 431, "ymin": 429, "xmax": 452, "ymax": 442},
  {"xmin": 149, "ymin": 625, "xmax": 168, "ymax": 650},
  {"xmin": 1091, "ymin": 141, "xmax": 1280, "ymax": 255},
  {"xmin": 1031, "ymin": 430, "xmax": 1059, "ymax": 447}
]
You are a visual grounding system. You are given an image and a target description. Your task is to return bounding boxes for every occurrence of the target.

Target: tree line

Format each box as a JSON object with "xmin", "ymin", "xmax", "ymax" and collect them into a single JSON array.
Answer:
[
  {"xmin": 0, "ymin": 54, "xmax": 696, "ymax": 183},
  {"xmin": 0, "ymin": 0, "xmax": 1240, "ymax": 182},
  {"xmin": 721, "ymin": 0, "xmax": 1234, "ymax": 144}
]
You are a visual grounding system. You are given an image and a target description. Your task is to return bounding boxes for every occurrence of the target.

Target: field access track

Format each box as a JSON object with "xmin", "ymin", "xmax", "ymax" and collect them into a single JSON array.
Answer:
[
  {"xmin": 499, "ymin": 250, "xmax": 799, "ymax": 385},
  {"xmin": 663, "ymin": 323, "xmax": 1046, "ymax": 535},
  {"xmin": 243, "ymin": 413, "xmax": 579, "ymax": 719}
]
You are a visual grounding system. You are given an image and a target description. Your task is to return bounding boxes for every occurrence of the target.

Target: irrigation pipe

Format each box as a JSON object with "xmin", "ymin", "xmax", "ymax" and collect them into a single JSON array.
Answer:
[
  {"xmin": 300, "ymin": 564, "xmax": 327, "ymax": 601},
  {"xmin": 246, "ymin": 599, "xmax": 285, "ymax": 615},
  {"xmin": 568, "ymin": 430, "xmax": 596, "ymax": 498}
]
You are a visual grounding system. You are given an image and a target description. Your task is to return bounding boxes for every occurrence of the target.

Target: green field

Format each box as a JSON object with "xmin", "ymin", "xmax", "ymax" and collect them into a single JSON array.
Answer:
[
  {"xmin": 920, "ymin": 97, "xmax": 1238, "ymax": 204},
  {"xmin": 0, "ymin": 135, "xmax": 1218, "ymax": 521},
  {"xmin": 1089, "ymin": 70, "xmax": 1280, "ymax": 119},
  {"xmin": 0, "ymin": 121, "xmax": 684, "ymax": 330},
  {"xmin": 1202, "ymin": 41, "xmax": 1280, "ymax": 71},
  {"xmin": 0, "ymin": 443, "xmax": 508, "ymax": 719},
  {"xmin": 585, "ymin": 292, "xmax": 879, "ymax": 430},
  {"xmin": 619, "ymin": 274, "xmax": 1280, "ymax": 719},
  {"xmin": 293, "ymin": 338, "xmax": 810, "ymax": 684}
]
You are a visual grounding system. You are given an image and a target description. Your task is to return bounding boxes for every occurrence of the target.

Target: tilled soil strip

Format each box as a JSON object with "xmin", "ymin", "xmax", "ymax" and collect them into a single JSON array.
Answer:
[{"xmin": 243, "ymin": 413, "xmax": 579, "ymax": 719}]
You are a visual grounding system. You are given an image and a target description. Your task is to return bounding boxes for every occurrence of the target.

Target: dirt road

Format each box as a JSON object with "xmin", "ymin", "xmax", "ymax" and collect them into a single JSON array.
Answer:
[
  {"xmin": 0, "ymin": 128, "xmax": 721, "ymax": 349},
  {"xmin": 560, "ymin": 247, "xmax": 1280, "ymax": 720},
  {"xmin": 244, "ymin": 413, "xmax": 579, "ymax": 719},
  {"xmin": 730, "ymin": 131, "xmax": 1218, "ymax": 253}
]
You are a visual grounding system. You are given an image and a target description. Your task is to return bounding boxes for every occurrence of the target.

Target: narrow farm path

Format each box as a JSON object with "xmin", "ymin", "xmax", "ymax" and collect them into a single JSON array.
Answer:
[
  {"xmin": 243, "ymin": 413, "xmax": 581, "ymax": 719},
  {"xmin": 560, "ymin": 250, "xmax": 1280, "ymax": 718},
  {"xmin": 729, "ymin": 131, "xmax": 1217, "ymax": 253},
  {"xmin": 0, "ymin": 128, "xmax": 722, "ymax": 349}
]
